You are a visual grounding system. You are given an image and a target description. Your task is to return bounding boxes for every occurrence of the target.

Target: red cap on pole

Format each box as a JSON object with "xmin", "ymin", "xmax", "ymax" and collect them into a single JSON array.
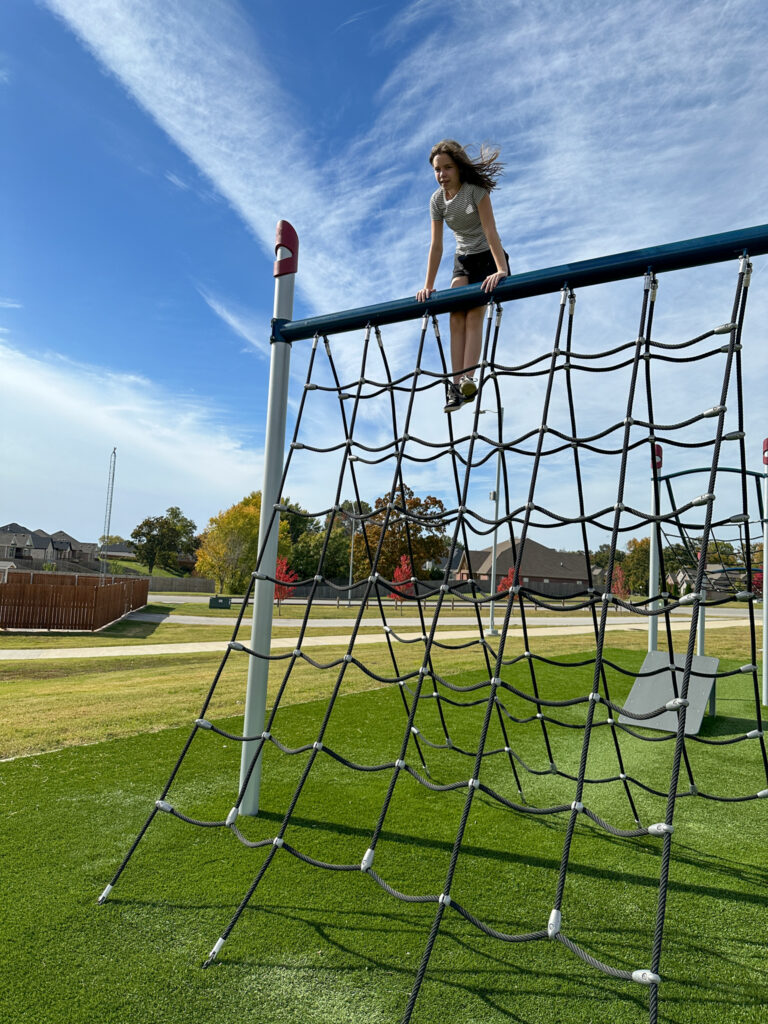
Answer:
[
  {"xmin": 653, "ymin": 443, "xmax": 663, "ymax": 469},
  {"xmin": 274, "ymin": 220, "xmax": 299, "ymax": 277},
  {"xmin": 763, "ymin": 437, "xmax": 768, "ymax": 466}
]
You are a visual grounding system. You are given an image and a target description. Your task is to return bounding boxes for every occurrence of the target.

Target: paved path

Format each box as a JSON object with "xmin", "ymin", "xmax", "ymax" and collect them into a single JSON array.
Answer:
[{"xmin": 0, "ymin": 615, "xmax": 752, "ymax": 661}]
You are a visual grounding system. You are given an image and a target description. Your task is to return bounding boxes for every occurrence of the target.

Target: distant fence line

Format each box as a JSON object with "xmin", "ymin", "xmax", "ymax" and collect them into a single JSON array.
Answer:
[
  {"xmin": 147, "ymin": 576, "xmax": 215, "ymax": 593},
  {"xmin": 0, "ymin": 574, "xmax": 149, "ymax": 631}
]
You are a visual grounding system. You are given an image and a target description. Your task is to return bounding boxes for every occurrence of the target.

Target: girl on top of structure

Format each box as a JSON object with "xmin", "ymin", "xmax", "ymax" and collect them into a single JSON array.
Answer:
[{"xmin": 416, "ymin": 140, "xmax": 509, "ymax": 413}]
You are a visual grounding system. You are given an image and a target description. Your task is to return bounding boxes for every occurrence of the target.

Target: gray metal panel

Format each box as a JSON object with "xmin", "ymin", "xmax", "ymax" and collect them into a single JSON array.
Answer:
[{"xmin": 618, "ymin": 651, "xmax": 719, "ymax": 735}]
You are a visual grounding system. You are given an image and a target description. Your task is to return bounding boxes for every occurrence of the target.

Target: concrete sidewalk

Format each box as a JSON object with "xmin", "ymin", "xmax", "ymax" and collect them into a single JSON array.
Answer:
[{"xmin": 0, "ymin": 615, "xmax": 751, "ymax": 661}]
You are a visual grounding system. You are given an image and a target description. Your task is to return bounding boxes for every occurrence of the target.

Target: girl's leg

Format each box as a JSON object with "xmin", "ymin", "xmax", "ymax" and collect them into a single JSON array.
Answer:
[
  {"xmin": 462, "ymin": 306, "xmax": 485, "ymax": 381},
  {"xmin": 449, "ymin": 276, "xmax": 469, "ymax": 385}
]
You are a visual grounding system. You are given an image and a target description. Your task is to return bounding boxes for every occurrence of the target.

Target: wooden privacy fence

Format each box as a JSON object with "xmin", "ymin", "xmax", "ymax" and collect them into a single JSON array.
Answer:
[{"xmin": 0, "ymin": 576, "xmax": 149, "ymax": 631}]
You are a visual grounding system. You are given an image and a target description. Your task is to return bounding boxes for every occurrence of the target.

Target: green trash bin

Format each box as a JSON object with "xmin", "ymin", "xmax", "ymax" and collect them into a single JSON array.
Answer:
[{"xmin": 209, "ymin": 596, "xmax": 231, "ymax": 609}]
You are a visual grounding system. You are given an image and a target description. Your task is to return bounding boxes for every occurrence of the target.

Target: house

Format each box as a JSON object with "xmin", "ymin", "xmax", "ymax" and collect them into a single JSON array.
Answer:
[
  {"xmin": 0, "ymin": 523, "xmax": 130, "ymax": 567},
  {"xmin": 456, "ymin": 537, "xmax": 589, "ymax": 594},
  {"xmin": 0, "ymin": 560, "xmax": 16, "ymax": 582}
]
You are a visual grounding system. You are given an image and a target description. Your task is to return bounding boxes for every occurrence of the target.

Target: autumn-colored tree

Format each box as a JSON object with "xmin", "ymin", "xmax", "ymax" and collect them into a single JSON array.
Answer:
[
  {"xmin": 390, "ymin": 555, "xmax": 414, "ymax": 613},
  {"xmin": 351, "ymin": 485, "xmax": 448, "ymax": 582},
  {"xmin": 753, "ymin": 571, "xmax": 763, "ymax": 599},
  {"xmin": 274, "ymin": 557, "xmax": 299, "ymax": 613},
  {"xmin": 195, "ymin": 492, "xmax": 291, "ymax": 593},
  {"xmin": 612, "ymin": 564, "xmax": 630, "ymax": 602},
  {"xmin": 495, "ymin": 567, "xmax": 519, "ymax": 610}
]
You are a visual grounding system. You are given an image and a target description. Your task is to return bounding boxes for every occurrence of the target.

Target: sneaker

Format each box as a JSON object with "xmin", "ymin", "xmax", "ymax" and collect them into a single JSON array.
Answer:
[
  {"xmin": 459, "ymin": 375, "xmax": 478, "ymax": 398},
  {"xmin": 443, "ymin": 382, "xmax": 463, "ymax": 413}
]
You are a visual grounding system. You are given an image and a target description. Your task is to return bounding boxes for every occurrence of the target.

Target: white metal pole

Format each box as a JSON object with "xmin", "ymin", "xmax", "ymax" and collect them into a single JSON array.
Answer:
[
  {"xmin": 762, "ymin": 437, "xmax": 768, "ymax": 706},
  {"xmin": 648, "ymin": 443, "xmax": 662, "ymax": 652},
  {"xmin": 489, "ymin": 406, "xmax": 503, "ymax": 635},
  {"xmin": 239, "ymin": 221, "xmax": 298, "ymax": 817}
]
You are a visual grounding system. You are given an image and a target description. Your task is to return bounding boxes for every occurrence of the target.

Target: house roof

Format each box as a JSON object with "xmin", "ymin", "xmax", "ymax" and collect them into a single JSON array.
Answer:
[
  {"xmin": 459, "ymin": 538, "xmax": 588, "ymax": 580},
  {"xmin": 0, "ymin": 523, "xmax": 29, "ymax": 534}
]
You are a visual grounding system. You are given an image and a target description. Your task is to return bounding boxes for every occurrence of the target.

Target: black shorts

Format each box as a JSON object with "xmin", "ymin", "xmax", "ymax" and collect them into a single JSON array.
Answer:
[{"xmin": 452, "ymin": 248, "xmax": 510, "ymax": 284}]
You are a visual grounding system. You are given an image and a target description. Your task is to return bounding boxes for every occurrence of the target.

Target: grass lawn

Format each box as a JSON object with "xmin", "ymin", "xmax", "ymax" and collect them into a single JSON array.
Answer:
[{"xmin": 2, "ymin": 617, "xmax": 767, "ymax": 1023}]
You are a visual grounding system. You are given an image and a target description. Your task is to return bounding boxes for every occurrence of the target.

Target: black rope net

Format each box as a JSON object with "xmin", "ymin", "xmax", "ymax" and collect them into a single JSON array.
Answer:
[{"xmin": 100, "ymin": 256, "xmax": 766, "ymax": 1024}]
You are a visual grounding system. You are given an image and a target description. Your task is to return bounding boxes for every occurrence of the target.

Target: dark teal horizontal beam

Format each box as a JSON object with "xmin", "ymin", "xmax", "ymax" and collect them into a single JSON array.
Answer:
[{"xmin": 278, "ymin": 223, "xmax": 768, "ymax": 342}]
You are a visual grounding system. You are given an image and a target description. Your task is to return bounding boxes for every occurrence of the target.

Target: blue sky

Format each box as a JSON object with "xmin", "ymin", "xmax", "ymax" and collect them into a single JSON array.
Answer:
[{"xmin": 3, "ymin": 0, "xmax": 768, "ymax": 550}]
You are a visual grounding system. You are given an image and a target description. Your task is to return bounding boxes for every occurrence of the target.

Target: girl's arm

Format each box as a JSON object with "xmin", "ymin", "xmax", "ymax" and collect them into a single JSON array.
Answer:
[
  {"xmin": 477, "ymin": 195, "xmax": 508, "ymax": 292},
  {"xmin": 416, "ymin": 219, "xmax": 443, "ymax": 302}
]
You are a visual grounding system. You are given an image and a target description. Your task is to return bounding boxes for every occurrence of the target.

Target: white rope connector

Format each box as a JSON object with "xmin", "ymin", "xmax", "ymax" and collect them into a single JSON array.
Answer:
[
  {"xmin": 293, "ymin": 649, "xmax": 302, "ymax": 658},
  {"xmin": 411, "ymin": 726, "xmax": 420, "ymax": 736},
  {"xmin": 343, "ymin": 654, "xmax": 353, "ymax": 663},
  {"xmin": 589, "ymin": 692, "xmax": 602, "ymax": 703},
  {"xmin": 208, "ymin": 937, "xmax": 225, "ymax": 961},
  {"xmin": 440, "ymin": 584, "xmax": 448, "ymax": 593},
  {"xmin": 155, "ymin": 800, "xmax": 172, "ymax": 813},
  {"xmin": 361, "ymin": 847, "xmax": 375, "ymax": 871},
  {"xmin": 313, "ymin": 741, "xmax": 324, "ymax": 751},
  {"xmin": 692, "ymin": 492, "xmax": 714, "ymax": 507},
  {"xmin": 98, "ymin": 883, "xmax": 114, "ymax": 903},
  {"xmin": 746, "ymin": 729, "xmax": 763, "ymax": 739},
  {"xmin": 632, "ymin": 969, "xmax": 661, "ymax": 985},
  {"xmin": 606, "ymin": 717, "xmax": 614, "ymax": 726},
  {"xmin": 369, "ymin": 573, "xmax": 379, "ymax": 583},
  {"xmin": 665, "ymin": 697, "xmax": 689, "ymax": 711},
  {"xmin": 679, "ymin": 592, "xmax": 702, "ymax": 604},
  {"xmin": 273, "ymin": 836, "xmax": 284, "ymax": 848},
  {"xmin": 383, "ymin": 625, "xmax": 391, "ymax": 634},
  {"xmin": 724, "ymin": 432, "xmax": 745, "ymax": 442},
  {"xmin": 226, "ymin": 807, "xmax": 239, "ymax": 827},
  {"xmin": 614, "ymin": 502, "xmax": 625, "ymax": 511},
  {"xmin": 647, "ymin": 823, "xmax": 674, "ymax": 836},
  {"xmin": 468, "ymin": 778, "xmax": 480, "ymax": 789},
  {"xmin": 195, "ymin": 718, "xmax": 213, "ymax": 730},
  {"xmin": 702, "ymin": 405, "xmax": 726, "ymax": 418},
  {"xmin": 314, "ymin": 574, "xmax": 323, "ymax": 582},
  {"xmin": 547, "ymin": 909, "xmax": 561, "ymax": 939},
  {"xmin": 736, "ymin": 592, "xmax": 754, "ymax": 601},
  {"xmin": 439, "ymin": 893, "xmax": 452, "ymax": 906},
  {"xmin": 229, "ymin": 641, "xmax": 246, "ymax": 651},
  {"xmin": 713, "ymin": 322, "xmax": 736, "ymax": 334},
  {"xmin": 536, "ymin": 712, "xmax": 544, "ymax": 720},
  {"xmin": 395, "ymin": 759, "xmax": 406, "ymax": 769},
  {"xmin": 620, "ymin": 773, "xmax": 627, "ymax": 780},
  {"xmin": 261, "ymin": 730, "xmax": 271, "ymax": 740},
  {"xmin": 757, "ymin": 789, "xmax": 768, "ymax": 799},
  {"xmin": 741, "ymin": 664, "xmax": 757, "ymax": 673},
  {"xmin": 602, "ymin": 593, "xmax": 613, "ymax": 603},
  {"xmin": 571, "ymin": 801, "xmax": 584, "ymax": 812}
]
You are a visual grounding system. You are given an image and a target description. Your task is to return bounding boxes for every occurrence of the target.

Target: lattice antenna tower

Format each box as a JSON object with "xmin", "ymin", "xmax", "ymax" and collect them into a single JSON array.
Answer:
[{"xmin": 100, "ymin": 447, "xmax": 117, "ymax": 579}]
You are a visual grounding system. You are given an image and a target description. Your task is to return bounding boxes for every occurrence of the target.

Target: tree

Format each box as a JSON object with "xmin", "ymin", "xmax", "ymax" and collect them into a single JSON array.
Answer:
[
  {"xmin": 753, "ymin": 571, "xmax": 763, "ymax": 599},
  {"xmin": 291, "ymin": 527, "xmax": 350, "ymax": 580},
  {"xmin": 496, "ymin": 567, "xmax": 519, "ymax": 610},
  {"xmin": 351, "ymin": 485, "xmax": 449, "ymax": 582},
  {"xmin": 623, "ymin": 536, "xmax": 650, "ymax": 595},
  {"xmin": 130, "ymin": 506, "xmax": 196, "ymax": 575},
  {"xmin": 612, "ymin": 564, "xmax": 630, "ymax": 602},
  {"xmin": 99, "ymin": 534, "xmax": 128, "ymax": 547},
  {"xmin": 195, "ymin": 492, "xmax": 291, "ymax": 593},
  {"xmin": 591, "ymin": 543, "xmax": 625, "ymax": 570},
  {"xmin": 390, "ymin": 555, "xmax": 414, "ymax": 613},
  {"xmin": 274, "ymin": 557, "xmax": 299, "ymax": 613}
]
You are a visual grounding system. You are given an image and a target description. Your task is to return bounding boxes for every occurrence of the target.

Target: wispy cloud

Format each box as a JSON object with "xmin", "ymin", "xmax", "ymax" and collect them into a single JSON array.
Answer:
[
  {"xmin": 0, "ymin": 297, "xmax": 22, "ymax": 308},
  {"xmin": 197, "ymin": 286, "xmax": 270, "ymax": 358},
  {"xmin": 0, "ymin": 340, "xmax": 262, "ymax": 538}
]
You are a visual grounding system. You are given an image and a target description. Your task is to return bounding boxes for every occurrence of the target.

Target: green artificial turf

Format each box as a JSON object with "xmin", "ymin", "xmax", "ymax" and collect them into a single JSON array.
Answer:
[{"xmin": 2, "ymin": 651, "xmax": 767, "ymax": 1024}]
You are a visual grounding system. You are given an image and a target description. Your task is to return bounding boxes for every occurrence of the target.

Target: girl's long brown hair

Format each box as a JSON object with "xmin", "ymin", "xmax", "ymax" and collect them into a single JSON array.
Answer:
[{"xmin": 429, "ymin": 139, "xmax": 503, "ymax": 191}]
